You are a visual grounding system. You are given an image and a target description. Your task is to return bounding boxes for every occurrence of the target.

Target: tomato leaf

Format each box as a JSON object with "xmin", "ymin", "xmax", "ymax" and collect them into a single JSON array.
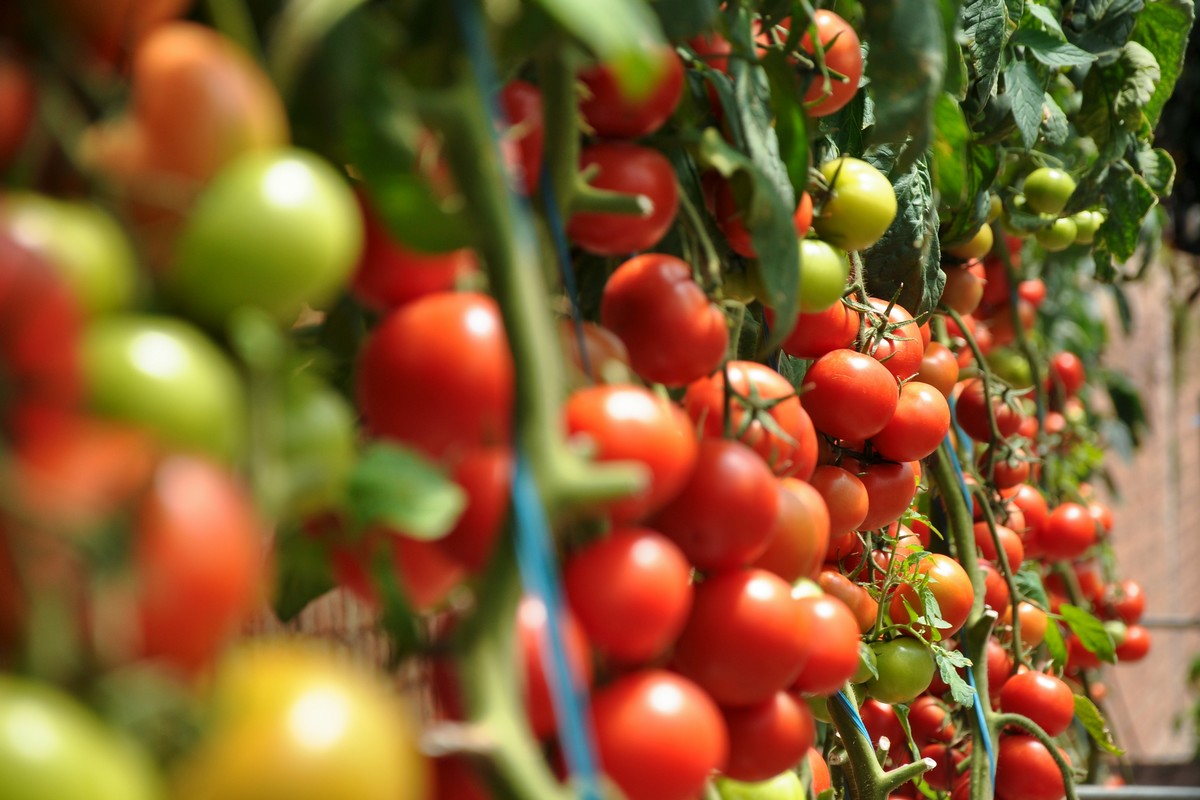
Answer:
[
  {"xmin": 1013, "ymin": 562, "xmax": 1051, "ymax": 608},
  {"xmin": 1130, "ymin": 0, "xmax": 1196, "ymax": 128},
  {"xmin": 1003, "ymin": 59, "xmax": 1045, "ymax": 150},
  {"xmin": 1102, "ymin": 367, "xmax": 1149, "ymax": 447},
  {"xmin": 962, "ymin": 0, "xmax": 1010, "ymax": 105},
  {"xmin": 1012, "ymin": 27, "xmax": 1097, "ymax": 66},
  {"xmin": 347, "ymin": 443, "xmax": 467, "ymax": 539},
  {"xmin": 1077, "ymin": 41, "xmax": 1160, "ymax": 160},
  {"xmin": 932, "ymin": 644, "xmax": 976, "ymax": 708},
  {"xmin": 1137, "ymin": 146, "xmax": 1177, "ymax": 197},
  {"xmin": 1066, "ymin": 0, "xmax": 1145, "ymax": 58},
  {"xmin": 1060, "ymin": 603, "xmax": 1117, "ymax": 664},
  {"xmin": 760, "ymin": 49, "xmax": 811, "ymax": 203},
  {"xmin": 272, "ymin": 524, "xmax": 337, "ymax": 622},
  {"xmin": 1074, "ymin": 694, "xmax": 1126, "ymax": 755},
  {"xmin": 1041, "ymin": 93, "xmax": 1070, "ymax": 146},
  {"xmin": 532, "ymin": 0, "xmax": 666, "ymax": 99},
  {"xmin": 941, "ymin": 0, "xmax": 969, "ymax": 99},
  {"xmin": 1095, "ymin": 160, "xmax": 1157, "ymax": 262},
  {"xmin": 1044, "ymin": 617, "xmax": 1068, "ymax": 669},
  {"xmin": 932, "ymin": 93, "xmax": 971, "ymax": 208},
  {"xmin": 862, "ymin": 0, "xmax": 947, "ymax": 150}
]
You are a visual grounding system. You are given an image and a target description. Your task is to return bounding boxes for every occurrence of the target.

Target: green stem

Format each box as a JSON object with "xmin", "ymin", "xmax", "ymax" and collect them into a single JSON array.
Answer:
[
  {"xmin": 571, "ymin": 182, "xmax": 653, "ymax": 216},
  {"xmin": 829, "ymin": 684, "xmax": 935, "ymax": 799},
  {"xmin": 972, "ymin": 485, "xmax": 1026, "ymax": 670},
  {"xmin": 536, "ymin": 44, "xmax": 583, "ymax": 219}
]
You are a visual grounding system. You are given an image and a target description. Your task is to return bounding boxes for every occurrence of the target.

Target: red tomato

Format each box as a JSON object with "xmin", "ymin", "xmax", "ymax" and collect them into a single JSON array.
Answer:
[
  {"xmin": 673, "ymin": 569, "xmax": 809, "ymax": 707},
  {"xmin": 980, "ymin": 559, "xmax": 1011, "ymax": 615},
  {"xmin": 1087, "ymin": 501, "xmax": 1114, "ymax": 535},
  {"xmin": 808, "ymin": 465, "xmax": 869, "ymax": 537},
  {"xmin": 601, "ymin": 253, "xmax": 727, "ymax": 386},
  {"xmin": 579, "ymin": 46, "xmax": 684, "ymax": 139},
  {"xmin": 860, "ymin": 699, "xmax": 906, "ymax": 754},
  {"xmin": 789, "ymin": 594, "xmax": 862, "ymax": 695},
  {"xmin": 559, "ymin": 319, "xmax": 630, "ymax": 381},
  {"xmin": 517, "ymin": 597, "xmax": 593, "ymax": 739},
  {"xmin": 565, "ymin": 384, "xmax": 698, "ymax": 523},
  {"xmin": 999, "ymin": 672, "xmax": 1075, "ymax": 737},
  {"xmin": 982, "ymin": 449, "xmax": 1032, "ymax": 490},
  {"xmin": 1018, "ymin": 278, "xmax": 1047, "ymax": 308},
  {"xmin": 591, "ymin": 670, "xmax": 728, "ymax": 800},
  {"xmin": 721, "ymin": 691, "xmax": 815, "ymax": 782},
  {"xmin": 889, "ymin": 553, "xmax": 973, "ymax": 639},
  {"xmin": 973, "ymin": 522, "xmax": 1025, "ymax": 570},
  {"xmin": 351, "ymin": 193, "xmax": 477, "ymax": 310},
  {"xmin": 752, "ymin": 478, "xmax": 830, "ymax": 583},
  {"xmin": 954, "ymin": 378, "xmax": 1024, "ymax": 442},
  {"xmin": 135, "ymin": 456, "xmax": 264, "ymax": 671},
  {"xmin": 777, "ymin": 300, "xmax": 861, "ymax": 360},
  {"xmin": 849, "ymin": 459, "xmax": 918, "ymax": 531},
  {"xmin": 0, "ymin": 52, "xmax": 35, "ymax": 168},
  {"xmin": 869, "ymin": 381, "xmax": 951, "ymax": 462},
  {"xmin": 1046, "ymin": 351, "xmax": 1085, "ymax": 398},
  {"xmin": 1105, "ymin": 579, "xmax": 1146, "ymax": 625},
  {"xmin": 917, "ymin": 342, "xmax": 960, "ymax": 398},
  {"xmin": 798, "ymin": 11, "xmax": 864, "ymax": 117},
  {"xmin": 818, "ymin": 569, "xmax": 878, "ymax": 633},
  {"xmin": 652, "ymin": 439, "xmax": 780, "ymax": 571},
  {"xmin": 434, "ymin": 448, "xmax": 511, "ymax": 572},
  {"xmin": 564, "ymin": 528, "xmax": 692, "ymax": 664},
  {"xmin": 865, "ymin": 299, "xmax": 923, "ymax": 382},
  {"xmin": 802, "ymin": 349, "xmax": 899, "ymax": 440},
  {"xmin": 690, "ymin": 32, "xmax": 732, "ymax": 72},
  {"xmin": 1116, "ymin": 624, "xmax": 1151, "ymax": 662},
  {"xmin": 567, "ymin": 143, "xmax": 679, "ymax": 255},
  {"xmin": 1010, "ymin": 484, "xmax": 1049, "ymax": 552},
  {"xmin": 920, "ymin": 743, "xmax": 966, "ymax": 791},
  {"xmin": 909, "ymin": 695, "xmax": 955, "ymax": 744},
  {"xmin": 995, "ymin": 736, "xmax": 1067, "ymax": 800},
  {"xmin": 357, "ymin": 292, "xmax": 513, "ymax": 460},
  {"xmin": 1040, "ymin": 502, "xmax": 1097, "ymax": 561},
  {"xmin": 499, "ymin": 80, "xmax": 544, "ymax": 196},
  {"xmin": 330, "ymin": 525, "xmax": 466, "ymax": 611},
  {"xmin": 684, "ymin": 361, "xmax": 816, "ymax": 478},
  {"xmin": 940, "ymin": 263, "xmax": 985, "ymax": 316}
]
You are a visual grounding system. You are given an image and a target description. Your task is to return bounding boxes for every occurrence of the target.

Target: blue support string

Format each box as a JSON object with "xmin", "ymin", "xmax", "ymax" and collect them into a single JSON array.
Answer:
[{"xmin": 834, "ymin": 690, "xmax": 870, "ymax": 740}]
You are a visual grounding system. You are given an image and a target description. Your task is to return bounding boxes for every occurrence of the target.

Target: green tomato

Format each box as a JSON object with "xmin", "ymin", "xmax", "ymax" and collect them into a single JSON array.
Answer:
[
  {"xmin": 82, "ymin": 315, "xmax": 246, "ymax": 462},
  {"xmin": 171, "ymin": 148, "xmax": 362, "ymax": 326},
  {"xmin": 798, "ymin": 239, "xmax": 850, "ymax": 312},
  {"xmin": 851, "ymin": 640, "xmax": 878, "ymax": 684},
  {"xmin": 865, "ymin": 637, "xmax": 936, "ymax": 705},
  {"xmin": 0, "ymin": 676, "xmax": 162, "ymax": 800},
  {"xmin": 805, "ymin": 693, "xmax": 833, "ymax": 723},
  {"xmin": 945, "ymin": 224, "xmax": 993, "ymax": 261},
  {"xmin": 281, "ymin": 373, "xmax": 357, "ymax": 517},
  {"xmin": 1022, "ymin": 167, "xmax": 1076, "ymax": 216},
  {"xmin": 987, "ymin": 194, "xmax": 1003, "ymax": 223},
  {"xmin": 714, "ymin": 771, "xmax": 805, "ymax": 800},
  {"xmin": 1071, "ymin": 210, "xmax": 1102, "ymax": 244},
  {"xmin": 1035, "ymin": 217, "xmax": 1077, "ymax": 252},
  {"xmin": 813, "ymin": 157, "xmax": 897, "ymax": 253},
  {"xmin": 985, "ymin": 348, "xmax": 1034, "ymax": 390},
  {"xmin": 1, "ymin": 193, "xmax": 138, "ymax": 315}
]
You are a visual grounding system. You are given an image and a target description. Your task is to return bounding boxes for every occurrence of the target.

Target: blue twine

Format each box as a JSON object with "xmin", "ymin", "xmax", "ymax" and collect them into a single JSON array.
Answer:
[
  {"xmin": 834, "ymin": 690, "xmax": 870, "ymax": 739},
  {"xmin": 965, "ymin": 664, "xmax": 997, "ymax": 786},
  {"xmin": 448, "ymin": 2, "xmax": 603, "ymax": 796}
]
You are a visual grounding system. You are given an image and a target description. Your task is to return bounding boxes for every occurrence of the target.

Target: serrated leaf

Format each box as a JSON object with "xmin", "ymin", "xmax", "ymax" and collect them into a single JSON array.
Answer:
[
  {"xmin": 862, "ymin": 155, "xmax": 944, "ymax": 318},
  {"xmin": 963, "ymin": 0, "xmax": 1010, "ymax": 101},
  {"xmin": 1025, "ymin": 2, "xmax": 1065, "ymax": 35},
  {"xmin": 933, "ymin": 647, "xmax": 977, "ymax": 708},
  {"xmin": 1076, "ymin": 42, "xmax": 1159, "ymax": 160},
  {"xmin": 1131, "ymin": 0, "xmax": 1196, "ymax": 127},
  {"xmin": 1096, "ymin": 160, "xmax": 1157, "ymax": 261},
  {"xmin": 347, "ymin": 443, "xmax": 467, "ymax": 538},
  {"xmin": 1013, "ymin": 27, "xmax": 1098, "ymax": 65},
  {"xmin": 862, "ymin": 0, "xmax": 947, "ymax": 149},
  {"xmin": 1060, "ymin": 603, "xmax": 1117, "ymax": 664},
  {"xmin": 1042, "ymin": 92, "xmax": 1069, "ymax": 145},
  {"xmin": 533, "ymin": 0, "xmax": 666, "ymax": 98},
  {"xmin": 1004, "ymin": 59, "xmax": 1044, "ymax": 149},
  {"xmin": 1066, "ymin": 0, "xmax": 1145, "ymax": 56},
  {"xmin": 1137, "ymin": 147, "xmax": 1177, "ymax": 197},
  {"xmin": 1075, "ymin": 694, "xmax": 1126, "ymax": 755}
]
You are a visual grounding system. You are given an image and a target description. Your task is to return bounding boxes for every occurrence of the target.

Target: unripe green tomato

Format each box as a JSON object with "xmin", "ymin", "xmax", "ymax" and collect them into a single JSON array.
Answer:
[
  {"xmin": 171, "ymin": 148, "xmax": 363, "ymax": 327},
  {"xmin": 798, "ymin": 239, "xmax": 850, "ymax": 312},
  {"xmin": 1104, "ymin": 620, "xmax": 1128, "ymax": 646},
  {"xmin": 865, "ymin": 638, "xmax": 936, "ymax": 705},
  {"xmin": 82, "ymin": 315, "xmax": 246, "ymax": 462},
  {"xmin": 281, "ymin": 373, "xmax": 357, "ymax": 517},
  {"xmin": 987, "ymin": 194, "xmax": 1003, "ymax": 223},
  {"xmin": 805, "ymin": 694, "xmax": 833, "ymax": 723},
  {"xmin": 0, "ymin": 193, "xmax": 138, "ymax": 315},
  {"xmin": 1022, "ymin": 167, "xmax": 1076, "ymax": 215},
  {"xmin": 852, "ymin": 641, "xmax": 878, "ymax": 684},
  {"xmin": 1035, "ymin": 217, "xmax": 1077, "ymax": 252},
  {"xmin": 722, "ymin": 267, "xmax": 761, "ymax": 303},
  {"xmin": 1072, "ymin": 210, "xmax": 1102, "ymax": 244},
  {"xmin": 714, "ymin": 771, "xmax": 805, "ymax": 800},
  {"xmin": 813, "ymin": 157, "xmax": 897, "ymax": 252},
  {"xmin": 945, "ymin": 224, "xmax": 993, "ymax": 261},
  {"xmin": 0, "ymin": 676, "xmax": 163, "ymax": 800},
  {"xmin": 985, "ymin": 348, "xmax": 1034, "ymax": 390}
]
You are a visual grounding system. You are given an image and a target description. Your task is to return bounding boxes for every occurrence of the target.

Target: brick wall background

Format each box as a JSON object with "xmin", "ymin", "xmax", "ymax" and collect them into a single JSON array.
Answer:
[{"xmin": 1096, "ymin": 253, "xmax": 1200, "ymax": 763}]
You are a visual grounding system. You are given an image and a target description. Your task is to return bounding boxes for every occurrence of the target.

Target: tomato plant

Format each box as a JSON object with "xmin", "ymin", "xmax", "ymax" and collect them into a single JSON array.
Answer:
[
  {"xmin": 797, "ymin": 11, "xmax": 863, "ymax": 117},
  {"xmin": 721, "ymin": 691, "xmax": 815, "ymax": 782},
  {"xmin": 579, "ymin": 45, "xmax": 684, "ymax": 139},
  {"xmin": 998, "ymin": 671, "xmax": 1075, "ymax": 737},
  {"xmin": 567, "ymin": 143, "xmax": 679, "ymax": 255},
  {"xmin": 813, "ymin": 157, "xmax": 897, "ymax": 253},
  {"xmin": 802, "ymin": 349, "xmax": 899, "ymax": 441},
  {"xmin": 751, "ymin": 478, "xmax": 829, "ymax": 583},
  {"xmin": 866, "ymin": 637, "xmax": 936, "ymax": 705}
]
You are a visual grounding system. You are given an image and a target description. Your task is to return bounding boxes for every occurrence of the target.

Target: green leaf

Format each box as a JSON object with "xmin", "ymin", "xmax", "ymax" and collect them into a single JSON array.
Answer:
[
  {"xmin": 1130, "ymin": 0, "xmax": 1196, "ymax": 127},
  {"xmin": 272, "ymin": 524, "xmax": 337, "ymax": 622},
  {"xmin": 346, "ymin": 443, "xmax": 467, "ymax": 538},
  {"xmin": 1066, "ymin": 0, "xmax": 1145, "ymax": 57},
  {"xmin": 1137, "ymin": 147, "xmax": 1177, "ymax": 197},
  {"xmin": 533, "ymin": 0, "xmax": 666, "ymax": 98},
  {"xmin": 1012, "ymin": 27, "xmax": 1098, "ymax": 66},
  {"xmin": 933, "ymin": 645, "xmax": 977, "ymax": 708},
  {"xmin": 1044, "ymin": 617, "xmax": 1068, "ymax": 669},
  {"xmin": 1060, "ymin": 603, "xmax": 1117, "ymax": 664},
  {"xmin": 1004, "ymin": 59, "xmax": 1044, "ymax": 149},
  {"xmin": 1076, "ymin": 42, "xmax": 1159, "ymax": 160},
  {"xmin": 761, "ymin": 50, "xmax": 811, "ymax": 203},
  {"xmin": 1042, "ymin": 92, "xmax": 1069, "ymax": 145},
  {"xmin": 963, "ymin": 0, "xmax": 1010, "ymax": 101},
  {"xmin": 862, "ymin": 154, "xmax": 943, "ymax": 318},
  {"xmin": 862, "ymin": 0, "xmax": 947, "ymax": 148},
  {"xmin": 648, "ymin": 0, "xmax": 719, "ymax": 41},
  {"xmin": 1014, "ymin": 562, "xmax": 1050, "ymax": 608},
  {"xmin": 1075, "ymin": 694, "xmax": 1126, "ymax": 755},
  {"xmin": 1025, "ymin": 1, "xmax": 1065, "ymax": 35},
  {"xmin": 941, "ymin": 0, "xmax": 969, "ymax": 98},
  {"xmin": 932, "ymin": 93, "xmax": 972, "ymax": 206},
  {"xmin": 1096, "ymin": 160, "xmax": 1157, "ymax": 261}
]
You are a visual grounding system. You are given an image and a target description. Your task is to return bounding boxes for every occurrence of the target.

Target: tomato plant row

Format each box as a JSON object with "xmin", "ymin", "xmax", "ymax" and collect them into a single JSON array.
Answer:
[{"xmin": 0, "ymin": 0, "xmax": 1191, "ymax": 799}]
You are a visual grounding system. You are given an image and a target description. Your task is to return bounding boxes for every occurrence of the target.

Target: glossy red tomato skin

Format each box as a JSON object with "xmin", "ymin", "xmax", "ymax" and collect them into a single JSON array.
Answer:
[
  {"xmin": 601, "ymin": 253, "xmax": 727, "ymax": 386},
  {"xmin": 851, "ymin": 459, "xmax": 918, "ymax": 531},
  {"xmin": 974, "ymin": 522, "xmax": 1025, "ymax": 571},
  {"xmin": 859, "ymin": 699, "xmax": 906, "ymax": 753},
  {"xmin": 777, "ymin": 301, "xmax": 861, "ymax": 360},
  {"xmin": 999, "ymin": 671, "xmax": 1075, "ymax": 737},
  {"xmin": 567, "ymin": 143, "xmax": 679, "ymax": 255},
  {"xmin": 1041, "ymin": 502, "xmax": 1097, "ymax": 560},
  {"xmin": 918, "ymin": 743, "xmax": 966, "ymax": 791},
  {"xmin": 499, "ymin": 80, "xmax": 544, "ymax": 196},
  {"xmin": 752, "ymin": 478, "xmax": 830, "ymax": 583},
  {"xmin": 789, "ymin": 594, "xmax": 862, "ymax": 695},
  {"xmin": 798, "ymin": 11, "xmax": 863, "ymax": 117},
  {"xmin": 866, "ymin": 299, "xmax": 923, "ymax": 381},
  {"xmin": 818, "ymin": 569, "xmax": 879, "ymax": 633},
  {"xmin": 721, "ymin": 691, "xmax": 815, "ymax": 782},
  {"xmin": 564, "ymin": 528, "xmax": 692, "ymax": 664},
  {"xmin": 1010, "ymin": 484, "xmax": 1050, "ymax": 553},
  {"xmin": 579, "ymin": 46, "xmax": 684, "ymax": 139},
  {"xmin": 909, "ymin": 695, "xmax": 955, "ymax": 744},
  {"xmin": 808, "ymin": 465, "xmax": 868, "ymax": 537},
  {"xmin": 870, "ymin": 381, "xmax": 951, "ymax": 462},
  {"xmin": 590, "ymin": 670, "xmax": 728, "ymax": 800},
  {"xmin": 351, "ymin": 194, "xmax": 477, "ymax": 311},
  {"xmin": 565, "ymin": 384, "xmax": 698, "ymax": 523},
  {"xmin": 651, "ymin": 439, "xmax": 780, "ymax": 571},
  {"xmin": 1047, "ymin": 351, "xmax": 1085, "ymax": 398},
  {"xmin": 995, "ymin": 736, "xmax": 1067, "ymax": 800},
  {"xmin": 684, "ymin": 361, "xmax": 817, "ymax": 478},
  {"xmin": 1116, "ymin": 624, "xmax": 1151, "ymax": 662},
  {"xmin": 954, "ymin": 379, "xmax": 1023, "ymax": 442},
  {"xmin": 802, "ymin": 349, "xmax": 898, "ymax": 440},
  {"xmin": 980, "ymin": 560, "xmax": 1011, "ymax": 615},
  {"xmin": 434, "ymin": 447, "xmax": 512, "ymax": 572},
  {"xmin": 918, "ymin": 342, "xmax": 960, "ymax": 398},
  {"xmin": 889, "ymin": 553, "xmax": 973, "ymax": 639},
  {"xmin": 1106, "ymin": 579, "xmax": 1146, "ymax": 625},
  {"xmin": 357, "ymin": 292, "xmax": 513, "ymax": 460},
  {"xmin": 517, "ymin": 597, "xmax": 594, "ymax": 739},
  {"xmin": 673, "ymin": 569, "xmax": 810, "ymax": 707},
  {"xmin": 135, "ymin": 456, "xmax": 265, "ymax": 672}
]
